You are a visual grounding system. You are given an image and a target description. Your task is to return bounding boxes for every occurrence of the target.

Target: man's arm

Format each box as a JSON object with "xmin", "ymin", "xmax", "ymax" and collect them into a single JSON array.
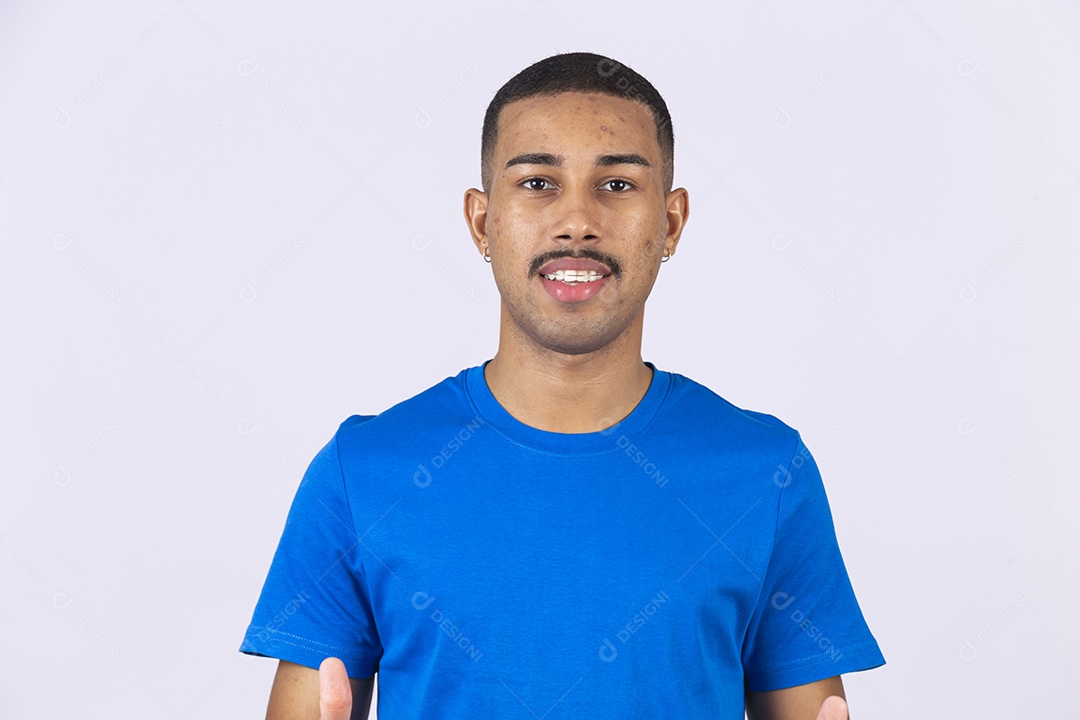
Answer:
[
  {"xmin": 266, "ymin": 658, "xmax": 374, "ymax": 720},
  {"xmin": 745, "ymin": 676, "xmax": 848, "ymax": 720}
]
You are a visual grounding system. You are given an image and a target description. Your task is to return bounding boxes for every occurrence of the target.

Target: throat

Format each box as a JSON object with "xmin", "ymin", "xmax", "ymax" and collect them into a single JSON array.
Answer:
[{"xmin": 483, "ymin": 357, "xmax": 653, "ymax": 434}]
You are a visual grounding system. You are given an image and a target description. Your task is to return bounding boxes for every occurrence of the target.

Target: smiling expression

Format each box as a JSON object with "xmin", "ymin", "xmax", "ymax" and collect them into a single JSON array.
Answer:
[{"xmin": 465, "ymin": 91, "xmax": 689, "ymax": 356}]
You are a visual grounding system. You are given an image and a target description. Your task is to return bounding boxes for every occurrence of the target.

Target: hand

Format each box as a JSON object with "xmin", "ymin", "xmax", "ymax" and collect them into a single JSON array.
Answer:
[
  {"xmin": 816, "ymin": 695, "xmax": 848, "ymax": 720},
  {"xmin": 319, "ymin": 657, "xmax": 353, "ymax": 720}
]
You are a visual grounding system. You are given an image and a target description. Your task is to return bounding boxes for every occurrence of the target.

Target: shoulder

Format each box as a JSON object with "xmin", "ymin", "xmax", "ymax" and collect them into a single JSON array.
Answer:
[
  {"xmin": 331, "ymin": 366, "xmax": 478, "ymax": 456},
  {"xmin": 661, "ymin": 369, "xmax": 802, "ymax": 456}
]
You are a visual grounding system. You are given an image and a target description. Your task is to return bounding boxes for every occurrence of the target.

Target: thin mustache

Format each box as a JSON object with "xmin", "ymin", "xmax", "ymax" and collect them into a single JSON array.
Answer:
[{"xmin": 529, "ymin": 248, "xmax": 622, "ymax": 278}]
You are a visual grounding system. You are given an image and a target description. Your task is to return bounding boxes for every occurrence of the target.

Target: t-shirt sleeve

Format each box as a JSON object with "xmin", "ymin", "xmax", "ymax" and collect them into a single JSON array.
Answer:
[
  {"xmin": 238, "ymin": 427, "xmax": 382, "ymax": 678},
  {"xmin": 742, "ymin": 437, "xmax": 885, "ymax": 691}
]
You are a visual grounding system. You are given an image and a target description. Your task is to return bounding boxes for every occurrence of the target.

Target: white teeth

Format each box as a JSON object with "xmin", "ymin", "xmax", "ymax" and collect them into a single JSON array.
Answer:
[{"xmin": 542, "ymin": 269, "xmax": 607, "ymax": 285}]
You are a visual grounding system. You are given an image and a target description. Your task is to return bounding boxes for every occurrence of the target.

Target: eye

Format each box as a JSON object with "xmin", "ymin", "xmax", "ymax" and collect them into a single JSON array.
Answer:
[
  {"xmin": 521, "ymin": 177, "xmax": 554, "ymax": 191},
  {"xmin": 602, "ymin": 179, "xmax": 634, "ymax": 192}
]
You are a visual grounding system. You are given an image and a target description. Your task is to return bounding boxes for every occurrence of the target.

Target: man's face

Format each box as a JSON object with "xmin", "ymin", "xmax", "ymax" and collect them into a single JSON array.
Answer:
[{"xmin": 465, "ymin": 91, "xmax": 689, "ymax": 357}]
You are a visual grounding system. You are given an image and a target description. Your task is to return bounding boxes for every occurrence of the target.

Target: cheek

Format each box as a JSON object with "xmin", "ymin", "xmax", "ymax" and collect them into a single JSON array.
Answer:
[
  {"xmin": 623, "ymin": 224, "xmax": 665, "ymax": 275},
  {"xmin": 616, "ymin": 205, "xmax": 661, "ymax": 233},
  {"xmin": 494, "ymin": 207, "xmax": 541, "ymax": 241}
]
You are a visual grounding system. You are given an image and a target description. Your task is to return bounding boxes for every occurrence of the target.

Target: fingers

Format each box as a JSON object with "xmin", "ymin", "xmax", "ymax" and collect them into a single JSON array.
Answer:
[
  {"xmin": 319, "ymin": 657, "xmax": 352, "ymax": 720},
  {"xmin": 816, "ymin": 695, "xmax": 848, "ymax": 720}
]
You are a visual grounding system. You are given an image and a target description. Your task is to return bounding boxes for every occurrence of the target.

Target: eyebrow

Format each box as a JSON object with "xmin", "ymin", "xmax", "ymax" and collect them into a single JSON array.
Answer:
[
  {"xmin": 503, "ymin": 152, "xmax": 561, "ymax": 169},
  {"xmin": 503, "ymin": 152, "xmax": 651, "ymax": 170},
  {"xmin": 596, "ymin": 153, "xmax": 651, "ymax": 168}
]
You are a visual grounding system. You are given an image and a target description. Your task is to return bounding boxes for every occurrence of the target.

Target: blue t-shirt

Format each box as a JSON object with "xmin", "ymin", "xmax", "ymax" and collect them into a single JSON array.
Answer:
[{"xmin": 239, "ymin": 361, "xmax": 885, "ymax": 717}]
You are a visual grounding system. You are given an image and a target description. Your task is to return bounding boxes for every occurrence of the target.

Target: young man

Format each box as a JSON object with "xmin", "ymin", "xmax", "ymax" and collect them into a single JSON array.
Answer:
[{"xmin": 240, "ymin": 52, "xmax": 885, "ymax": 719}]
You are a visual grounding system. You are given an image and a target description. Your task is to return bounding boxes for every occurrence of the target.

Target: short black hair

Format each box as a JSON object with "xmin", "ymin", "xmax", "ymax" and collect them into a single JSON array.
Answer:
[{"xmin": 481, "ymin": 52, "xmax": 674, "ymax": 193}]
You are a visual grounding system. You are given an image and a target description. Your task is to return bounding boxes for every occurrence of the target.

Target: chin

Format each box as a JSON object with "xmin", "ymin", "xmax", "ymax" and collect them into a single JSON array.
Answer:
[
  {"xmin": 539, "ymin": 342, "xmax": 604, "ymax": 356},
  {"xmin": 532, "ymin": 327, "xmax": 621, "ymax": 356},
  {"xmin": 507, "ymin": 302, "xmax": 628, "ymax": 356}
]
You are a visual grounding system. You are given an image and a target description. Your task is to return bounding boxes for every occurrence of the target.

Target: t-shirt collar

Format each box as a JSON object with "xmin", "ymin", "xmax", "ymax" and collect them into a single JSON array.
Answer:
[{"xmin": 464, "ymin": 358, "xmax": 670, "ymax": 456}]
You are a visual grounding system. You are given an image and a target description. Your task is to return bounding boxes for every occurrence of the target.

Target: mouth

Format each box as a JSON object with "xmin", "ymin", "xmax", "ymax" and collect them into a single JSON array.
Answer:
[
  {"xmin": 538, "ymin": 270, "xmax": 611, "ymax": 303},
  {"xmin": 540, "ymin": 269, "xmax": 610, "ymax": 285},
  {"xmin": 534, "ymin": 255, "xmax": 616, "ymax": 303}
]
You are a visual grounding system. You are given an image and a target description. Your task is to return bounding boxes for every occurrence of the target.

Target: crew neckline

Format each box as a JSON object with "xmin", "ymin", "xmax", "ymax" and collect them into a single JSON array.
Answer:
[{"xmin": 464, "ymin": 359, "xmax": 671, "ymax": 456}]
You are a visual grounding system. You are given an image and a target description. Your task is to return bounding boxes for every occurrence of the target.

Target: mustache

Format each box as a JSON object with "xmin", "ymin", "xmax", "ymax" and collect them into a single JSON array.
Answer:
[{"xmin": 529, "ymin": 247, "xmax": 622, "ymax": 278}]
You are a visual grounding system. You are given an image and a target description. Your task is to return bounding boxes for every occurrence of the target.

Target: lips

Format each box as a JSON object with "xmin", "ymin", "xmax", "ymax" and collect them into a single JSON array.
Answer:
[
  {"xmin": 537, "ymin": 257, "xmax": 612, "ymax": 275},
  {"xmin": 540, "ymin": 273, "xmax": 610, "ymax": 302}
]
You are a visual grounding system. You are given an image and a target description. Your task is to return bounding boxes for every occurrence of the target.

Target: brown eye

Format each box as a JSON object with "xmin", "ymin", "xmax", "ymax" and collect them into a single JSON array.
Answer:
[
  {"xmin": 523, "ymin": 178, "xmax": 552, "ymax": 191},
  {"xmin": 603, "ymin": 179, "xmax": 633, "ymax": 192}
]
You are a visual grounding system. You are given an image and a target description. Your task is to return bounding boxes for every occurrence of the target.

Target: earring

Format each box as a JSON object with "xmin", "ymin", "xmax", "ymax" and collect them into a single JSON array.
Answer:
[
  {"xmin": 661, "ymin": 251, "xmax": 671, "ymax": 263},
  {"xmin": 483, "ymin": 250, "xmax": 491, "ymax": 263}
]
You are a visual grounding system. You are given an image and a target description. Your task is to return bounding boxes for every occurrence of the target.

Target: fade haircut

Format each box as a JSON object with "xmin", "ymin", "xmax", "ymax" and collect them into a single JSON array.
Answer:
[{"xmin": 481, "ymin": 52, "xmax": 674, "ymax": 193}]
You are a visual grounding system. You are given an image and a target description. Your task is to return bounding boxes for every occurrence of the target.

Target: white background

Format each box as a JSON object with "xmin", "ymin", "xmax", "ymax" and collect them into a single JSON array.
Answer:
[{"xmin": 2, "ymin": 1, "xmax": 1077, "ymax": 717}]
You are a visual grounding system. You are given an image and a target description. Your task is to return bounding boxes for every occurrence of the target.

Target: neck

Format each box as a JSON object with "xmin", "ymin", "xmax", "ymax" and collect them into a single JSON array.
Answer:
[{"xmin": 483, "ymin": 308, "xmax": 654, "ymax": 434}]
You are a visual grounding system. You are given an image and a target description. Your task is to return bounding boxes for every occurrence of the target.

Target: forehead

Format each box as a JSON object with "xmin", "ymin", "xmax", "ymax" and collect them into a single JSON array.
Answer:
[{"xmin": 494, "ymin": 91, "xmax": 659, "ymax": 160}]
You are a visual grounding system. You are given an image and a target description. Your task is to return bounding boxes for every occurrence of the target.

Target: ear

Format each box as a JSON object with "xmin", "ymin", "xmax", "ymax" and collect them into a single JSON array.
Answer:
[
  {"xmin": 663, "ymin": 187, "xmax": 690, "ymax": 258},
  {"xmin": 463, "ymin": 187, "xmax": 490, "ymax": 258}
]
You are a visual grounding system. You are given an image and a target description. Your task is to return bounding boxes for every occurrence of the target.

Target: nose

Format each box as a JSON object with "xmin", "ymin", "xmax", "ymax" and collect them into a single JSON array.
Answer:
[{"xmin": 551, "ymin": 180, "xmax": 601, "ymax": 243}]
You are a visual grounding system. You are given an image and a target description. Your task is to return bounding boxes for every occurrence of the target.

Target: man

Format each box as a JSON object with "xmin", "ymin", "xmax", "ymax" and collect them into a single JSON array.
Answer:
[{"xmin": 240, "ymin": 52, "xmax": 885, "ymax": 719}]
